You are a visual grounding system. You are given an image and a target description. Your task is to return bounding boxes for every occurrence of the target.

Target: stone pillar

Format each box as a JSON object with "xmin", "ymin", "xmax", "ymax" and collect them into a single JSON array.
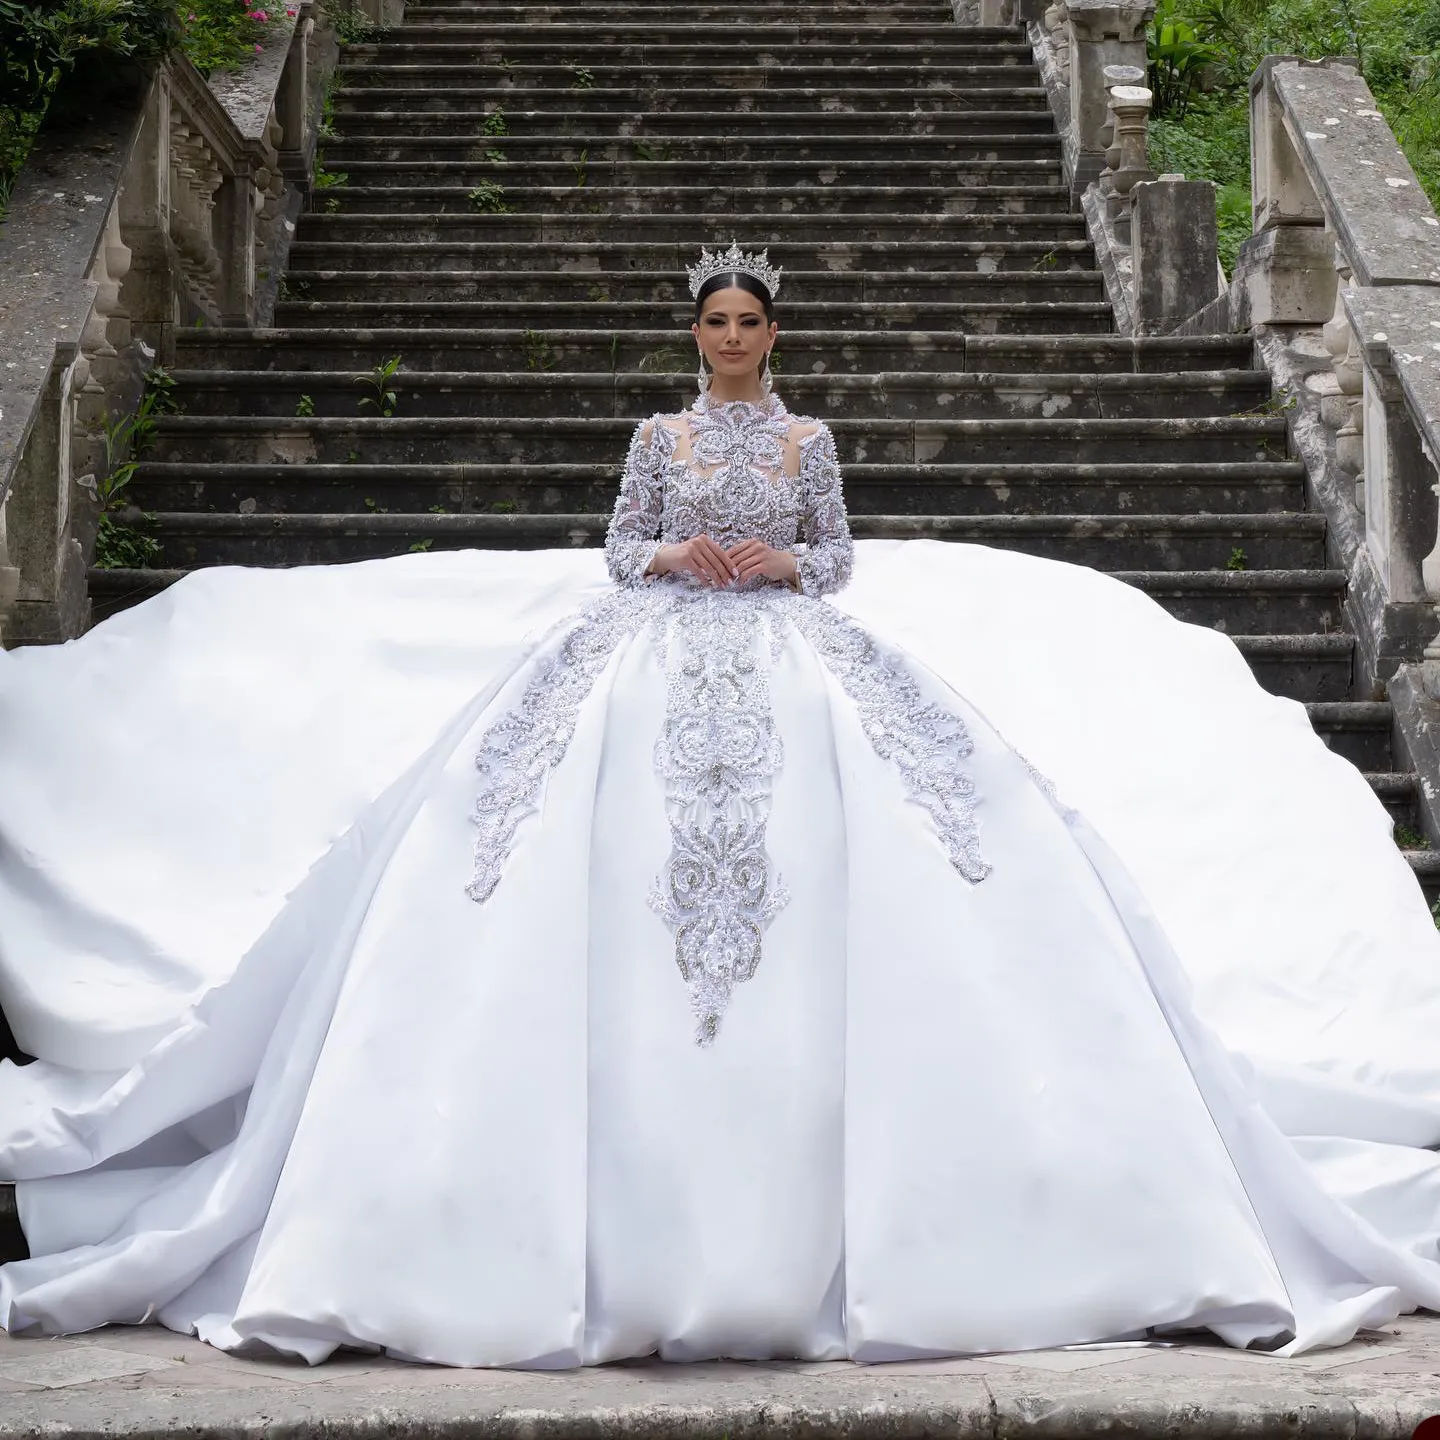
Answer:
[
  {"xmin": 117, "ymin": 71, "xmax": 178, "ymax": 359},
  {"xmin": 277, "ymin": 14, "xmax": 314, "ymax": 184},
  {"xmin": 215, "ymin": 161, "xmax": 257, "ymax": 326},
  {"xmin": 1249, "ymin": 55, "xmax": 1327, "ymax": 232},
  {"xmin": 1063, "ymin": 0, "xmax": 1153, "ymax": 202},
  {"xmin": 1132, "ymin": 178, "xmax": 1219, "ymax": 334},
  {"xmin": 1359, "ymin": 357, "xmax": 1434, "ymax": 607},
  {"xmin": 5, "ymin": 351, "xmax": 91, "ymax": 645}
]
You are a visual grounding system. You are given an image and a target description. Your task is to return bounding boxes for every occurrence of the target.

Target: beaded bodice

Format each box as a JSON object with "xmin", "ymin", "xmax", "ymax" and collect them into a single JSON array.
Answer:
[
  {"xmin": 465, "ymin": 388, "xmax": 988, "ymax": 1047},
  {"xmin": 605, "ymin": 392, "xmax": 854, "ymax": 597}
]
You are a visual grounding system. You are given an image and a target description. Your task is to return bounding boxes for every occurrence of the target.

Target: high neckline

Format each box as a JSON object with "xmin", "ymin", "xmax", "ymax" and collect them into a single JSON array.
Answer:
[{"xmin": 692, "ymin": 391, "xmax": 786, "ymax": 420}]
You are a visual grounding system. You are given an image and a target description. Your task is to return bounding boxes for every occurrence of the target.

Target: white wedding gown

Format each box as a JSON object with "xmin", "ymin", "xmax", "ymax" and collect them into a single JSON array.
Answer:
[{"xmin": 2, "ymin": 392, "xmax": 1440, "ymax": 1367}]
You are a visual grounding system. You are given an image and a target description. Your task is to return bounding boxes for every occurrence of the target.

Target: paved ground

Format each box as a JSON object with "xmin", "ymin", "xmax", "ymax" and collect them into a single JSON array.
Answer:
[{"xmin": 2, "ymin": 1313, "xmax": 1440, "ymax": 1438}]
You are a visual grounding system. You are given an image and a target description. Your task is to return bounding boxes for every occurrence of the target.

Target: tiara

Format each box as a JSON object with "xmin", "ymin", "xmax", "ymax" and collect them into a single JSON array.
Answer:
[{"xmin": 686, "ymin": 240, "xmax": 783, "ymax": 301}]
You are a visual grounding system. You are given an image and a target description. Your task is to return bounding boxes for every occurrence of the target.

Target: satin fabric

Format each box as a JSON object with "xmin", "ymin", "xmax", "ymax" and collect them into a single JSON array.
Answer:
[{"xmin": 1, "ymin": 540, "xmax": 1439, "ymax": 1365}]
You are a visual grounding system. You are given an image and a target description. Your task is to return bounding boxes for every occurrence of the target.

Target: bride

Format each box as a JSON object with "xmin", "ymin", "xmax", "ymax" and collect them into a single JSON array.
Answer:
[{"xmin": 3, "ymin": 242, "xmax": 1440, "ymax": 1367}]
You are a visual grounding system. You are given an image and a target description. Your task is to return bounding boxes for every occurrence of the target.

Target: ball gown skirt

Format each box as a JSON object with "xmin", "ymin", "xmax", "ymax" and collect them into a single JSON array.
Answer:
[{"xmin": 1, "ymin": 536, "xmax": 1440, "ymax": 1366}]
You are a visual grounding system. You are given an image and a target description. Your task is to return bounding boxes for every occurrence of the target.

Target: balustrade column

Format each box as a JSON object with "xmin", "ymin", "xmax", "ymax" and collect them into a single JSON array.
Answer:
[{"xmin": 1062, "ymin": 0, "xmax": 1153, "ymax": 200}]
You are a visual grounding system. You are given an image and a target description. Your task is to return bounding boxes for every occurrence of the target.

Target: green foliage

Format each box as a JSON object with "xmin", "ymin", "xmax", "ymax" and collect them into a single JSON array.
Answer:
[
  {"xmin": 1396, "ymin": 822, "xmax": 1429, "ymax": 847},
  {"xmin": 85, "ymin": 364, "xmax": 180, "ymax": 569},
  {"xmin": 636, "ymin": 345, "xmax": 689, "ymax": 372},
  {"xmin": 482, "ymin": 107, "xmax": 508, "ymax": 136},
  {"xmin": 94, "ymin": 511, "xmax": 161, "ymax": 567},
  {"xmin": 327, "ymin": 0, "xmax": 376, "ymax": 43},
  {"xmin": 407, "ymin": 537, "xmax": 433, "ymax": 552},
  {"xmin": 522, "ymin": 329, "xmax": 556, "ymax": 371},
  {"xmin": 468, "ymin": 180, "xmax": 513, "ymax": 212},
  {"xmin": 1, "ymin": 0, "xmax": 286, "ymax": 218},
  {"xmin": 1148, "ymin": 0, "xmax": 1225, "ymax": 116},
  {"xmin": 1225, "ymin": 545, "xmax": 1249, "ymax": 570},
  {"xmin": 572, "ymin": 144, "xmax": 588, "ymax": 186},
  {"xmin": 1149, "ymin": 0, "xmax": 1440, "ymax": 275},
  {"xmin": 355, "ymin": 354, "xmax": 402, "ymax": 416},
  {"xmin": 490, "ymin": 498, "xmax": 518, "ymax": 513},
  {"xmin": 295, "ymin": 392, "xmax": 315, "ymax": 416},
  {"xmin": 566, "ymin": 61, "xmax": 595, "ymax": 88}
]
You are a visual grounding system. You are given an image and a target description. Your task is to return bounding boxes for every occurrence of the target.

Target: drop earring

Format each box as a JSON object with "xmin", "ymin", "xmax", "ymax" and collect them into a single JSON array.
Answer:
[
  {"xmin": 696, "ymin": 348, "xmax": 710, "ymax": 400},
  {"xmin": 760, "ymin": 350, "xmax": 773, "ymax": 399}
]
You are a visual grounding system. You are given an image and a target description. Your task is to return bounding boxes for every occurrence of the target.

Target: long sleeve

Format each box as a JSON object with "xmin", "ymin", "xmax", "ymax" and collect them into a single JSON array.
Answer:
[
  {"xmin": 605, "ymin": 418, "xmax": 667, "ymax": 587},
  {"xmin": 793, "ymin": 422, "xmax": 854, "ymax": 597}
]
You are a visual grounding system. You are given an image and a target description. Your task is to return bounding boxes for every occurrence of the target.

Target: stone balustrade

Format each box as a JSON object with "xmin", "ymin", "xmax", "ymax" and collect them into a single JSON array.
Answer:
[
  {"xmin": 0, "ymin": 3, "xmax": 337, "ymax": 646},
  {"xmin": 1241, "ymin": 58, "xmax": 1440, "ymax": 687}
]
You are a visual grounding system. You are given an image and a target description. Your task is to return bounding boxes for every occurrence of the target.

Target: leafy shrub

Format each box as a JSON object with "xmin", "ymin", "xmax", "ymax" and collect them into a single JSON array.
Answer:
[
  {"xmin": 1148, "ymin": 0, "xmax": 1440, "ymax": 274},
  {"xmin": 1, "ymin": 0, "xmax": 292, "ymax": 219}
]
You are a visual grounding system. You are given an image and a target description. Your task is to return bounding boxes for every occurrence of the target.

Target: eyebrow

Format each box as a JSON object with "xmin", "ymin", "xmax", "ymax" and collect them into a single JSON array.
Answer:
[{"xmin": 703, "ymin": 309, "xmax": 765, "ymax": 318}]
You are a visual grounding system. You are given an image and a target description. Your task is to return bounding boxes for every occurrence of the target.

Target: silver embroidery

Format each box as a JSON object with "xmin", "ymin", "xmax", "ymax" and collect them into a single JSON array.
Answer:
[
  {"xmin": 464, "ymin": 588, "xmax": 660, "ymax": 902},
  {"xmin": 649, "ymin": 594, "xmax": 788, "ymax": 1045},
  {"xmin": 604, "ymin": 393, "xmax": 854, "ymax": 598},
  {"xmin": 791, "ymin": 601, "xmax": 992, "ymax": 884},
  {"xmin": 468, "ymin": 395, "xmax": 988, "ymax": 1047}
]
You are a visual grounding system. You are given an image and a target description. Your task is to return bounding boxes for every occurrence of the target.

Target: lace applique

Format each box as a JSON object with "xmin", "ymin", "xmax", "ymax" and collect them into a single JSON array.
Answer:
[
  {"xmin": 790, "ymin": 602, "xmax": 992, "ymax": 884},
  {"xmin": 602, "ymin": 394, "xmax": 853, "ymax": 599},
  {"xmin": 465, "ymin": 588, "xmax": 661, "ymax": 902},
  {"xmin": 793, "ymin": 426, "xmax": 853, "ymax": 598},
  {"xmin": 605, "ymin": 420, "xmax": 673, "ymax": 588},
  {"xmin": 649, "ymin": 593, "xmax": 788, "ymax": 1045}
]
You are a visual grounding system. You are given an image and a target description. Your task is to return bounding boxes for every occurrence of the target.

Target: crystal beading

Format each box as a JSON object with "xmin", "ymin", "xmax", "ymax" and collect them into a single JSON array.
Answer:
[
  {"xmin": 686, "ymin": 240, "xmax": 783, "ymax": 300},
  {"xmin": 467, "ymin": 395, "xmax": 991, "ymax": 1045}
]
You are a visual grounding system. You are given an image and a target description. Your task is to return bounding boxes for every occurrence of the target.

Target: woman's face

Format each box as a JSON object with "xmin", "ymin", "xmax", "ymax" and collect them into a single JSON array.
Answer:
[{"xmin": 691, "ymin": 285, "xmax": 779, "ymax": 379}]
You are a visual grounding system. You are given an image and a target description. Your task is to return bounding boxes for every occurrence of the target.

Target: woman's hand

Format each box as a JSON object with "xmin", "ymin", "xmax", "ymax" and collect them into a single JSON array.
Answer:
[
  {"xmin": 649, "ymin": 535, "xmax": 737, "ymax": 587},
  {"xmin": 727, "ymin": 539, "xmax": 799, "ymax": 588}
]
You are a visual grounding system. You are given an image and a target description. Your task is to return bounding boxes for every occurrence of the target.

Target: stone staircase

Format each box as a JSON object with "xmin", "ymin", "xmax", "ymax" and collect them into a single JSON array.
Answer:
[{"xmin": 0, "ymin": 0, "xmax": 1420, "ymax": 1257}]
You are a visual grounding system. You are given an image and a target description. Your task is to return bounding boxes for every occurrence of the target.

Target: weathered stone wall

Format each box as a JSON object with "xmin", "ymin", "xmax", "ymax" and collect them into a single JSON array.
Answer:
[{"xmin": 0, "ymin": 2, "xmax": 340, "ymax": 646}]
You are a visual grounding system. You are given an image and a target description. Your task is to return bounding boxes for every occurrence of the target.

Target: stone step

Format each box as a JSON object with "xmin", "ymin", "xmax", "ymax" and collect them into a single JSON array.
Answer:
[
  {"xmin": 312, "ymin": 159, "xmax": 1067, "ymax": 190},
  {"xmin": 1232, "ymin": 634, "xmax": 1352, "ymax": 703},
  {"xmin": 330, "ymin": 85, "xmax": 1050, "ymax": 115},
  {"xmin": 341, "ymin": 38, "xmax": 1036, "ymax": 62},
  {"xmin": 402, "ymin": 3, "xmax": 957, "ymax": 18},
  {"xmin": 1118, "ymin": 570, "xmax": 1343, "ymax": 633},
  {"xmin": 283, "ymin": 238, "xmax": 1097, "ymax": 275},
  {"xmin": 321, "ymin": 134, "xmax": 1062, "ymax": 163},
  {"xmin": 314, "ymin": 183, "xmax": 1074, "ymax": 216},
  {"xmin": 173, "ymin": 329, "xmax": 1250, "ymax": 377},
  {"xmin": 1404, "ymin": 848, "xmax": 1440, "ymax": 903},
  {"xmin": 1305, "ymin": 700, "xmax": 1395, "ymax": 770},
  {"xmin": 1366, "ymin": 772, "xmax": 1420, "ymax": 829},
  {"xmin": 269, "ymin": 298, "xmax": 1113, "ymax": 333},
  {"xmin": 131, "ymin": 459, "xmax": 1306, "ymax": 518},
  {"xmin": 290, "ymin": 210, "xmax": 1092, "ymax": 243},
  {"xmin": 278, "ymin": 270, "xmax": 1103, "ymax": 306},
  {"xmin": 335, "ymin": 63, "xmax": 1039, "ymax": 89},
  {"xmin": 146, "ymin": 415, "xmax": 1288, "ymax": 467},
  {"xmin": 405, "ymin": 0, "xmax": 965, "ymax": 10},
  {"xmin": 126, "ymin": 509, "xmax": 1327, "ymax": 573},
  {"xmin": 329, "ymin": 112, "xmax": 1059, "ymax": 140},
  {"xmin": 330, "ymin": 89, "xmax": 1052, "ymax": 118},
  {"xmin": 167, "ymin": 369, "xmax": 1270, "ymax": 422}
]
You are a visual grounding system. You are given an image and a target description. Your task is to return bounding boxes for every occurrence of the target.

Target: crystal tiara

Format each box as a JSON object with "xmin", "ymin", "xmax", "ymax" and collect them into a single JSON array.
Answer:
[{"xmin": 686, "ymin": 240, "xmax": 783, "ymax": 301}]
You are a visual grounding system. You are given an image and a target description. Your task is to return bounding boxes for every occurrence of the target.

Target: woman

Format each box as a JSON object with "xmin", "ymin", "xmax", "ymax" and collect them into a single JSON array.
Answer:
[{"xmin": 2, "ymin": 242, "xmax": 1440, "ymax": 1367}]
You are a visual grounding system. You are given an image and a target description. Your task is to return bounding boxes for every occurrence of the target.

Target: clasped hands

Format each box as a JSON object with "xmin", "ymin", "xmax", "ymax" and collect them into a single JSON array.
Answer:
[{"xmin": 650, "ymin": 535, "xmax": 798, "ymax": 590}]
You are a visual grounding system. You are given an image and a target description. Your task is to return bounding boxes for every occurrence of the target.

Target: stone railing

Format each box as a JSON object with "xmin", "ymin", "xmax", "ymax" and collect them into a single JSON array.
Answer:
[
  {"xmin": 1028, "ymin": 0, "xmax": 1155, "ymax": 200},
  {"xmin": 1188, "ymin": 57, "xmax": 1440, "ymax": 698},
  {"xmin": 0, "ymin": 3, "xmax": 339, "ymax": 646}
]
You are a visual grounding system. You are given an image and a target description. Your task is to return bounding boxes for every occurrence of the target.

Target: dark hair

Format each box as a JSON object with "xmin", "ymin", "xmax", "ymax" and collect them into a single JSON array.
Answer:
[{"xmin": 693, "ymin": 270, "xmax": 776, "ymax": 324}]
